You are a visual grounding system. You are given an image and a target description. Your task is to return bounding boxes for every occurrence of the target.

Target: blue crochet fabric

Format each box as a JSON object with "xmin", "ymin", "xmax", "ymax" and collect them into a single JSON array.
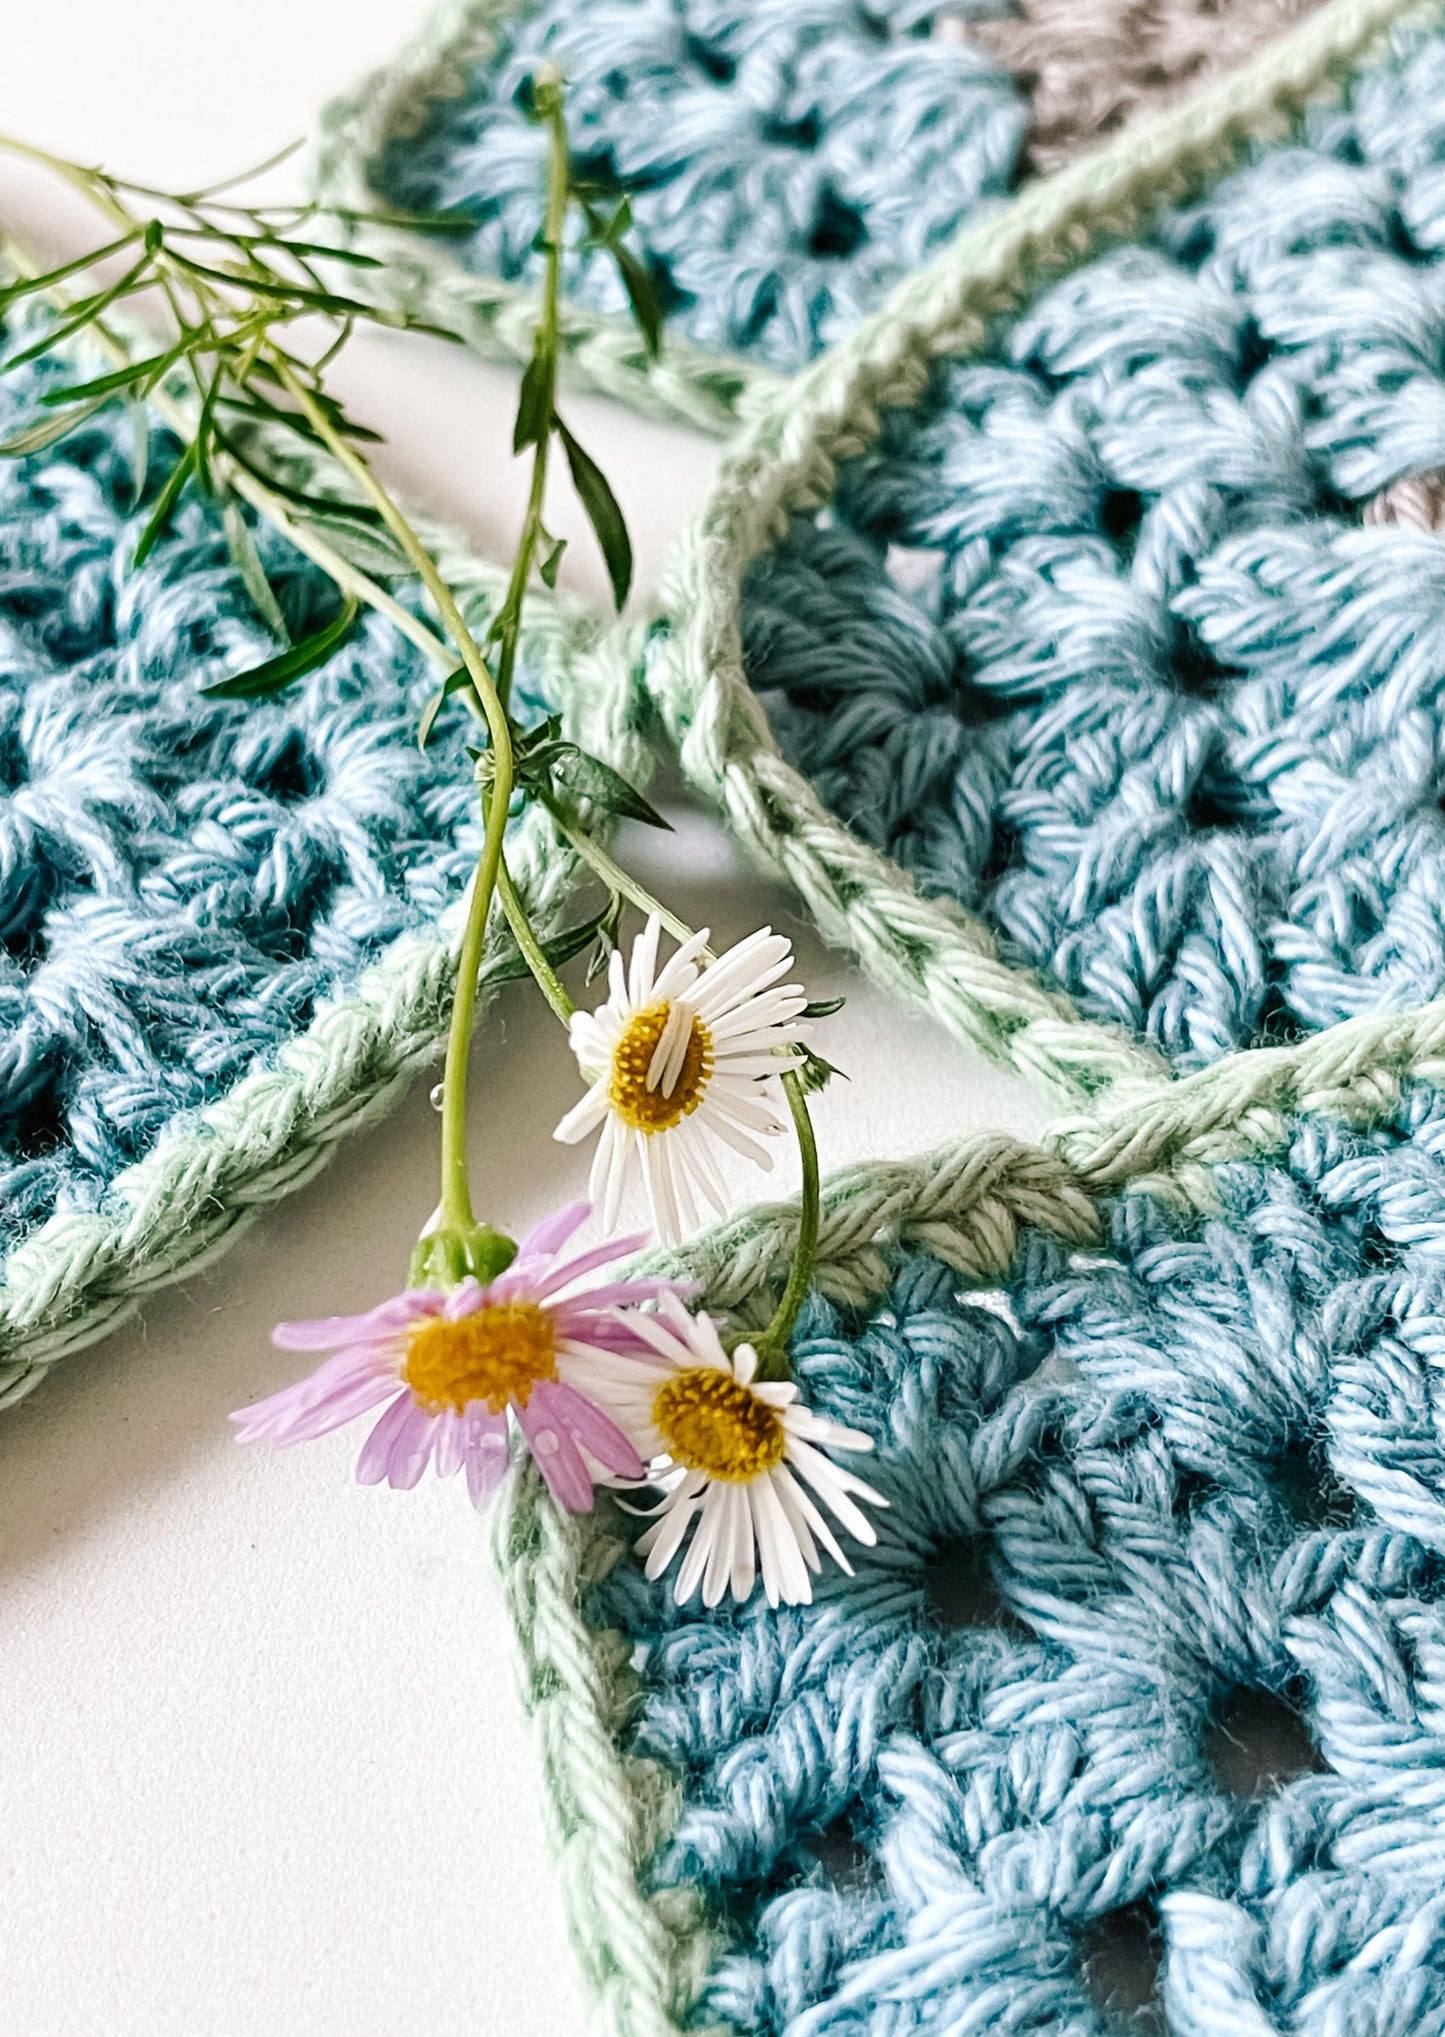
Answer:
[
  {"xmin": 372, "ymin": 0, "xmax": 1025, "ymax": 370},
  {"xmin": 744, "ymin": 31, "xmax": 1445, "ymax": 1068},
  {"xmin": 590, "ymin": 1093, "xmax": 1445, "ymax": 2033},
  {"xmin": 0, "ymin": 345, "xmax": 544, "ymax": 1272}
]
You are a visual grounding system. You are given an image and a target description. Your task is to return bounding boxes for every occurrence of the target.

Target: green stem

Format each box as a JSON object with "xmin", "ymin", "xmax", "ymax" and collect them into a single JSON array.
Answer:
[
  {"xmin": 493, "ymin": 79, "xmax": 568, "ymax": 712},
  {"xmin": 496, "ymin": 852, "xmax": 576, "ymax": 1025},
  {"xmin": 266, "ymin": 360, "xmax": 518, "ymax": 1233},
  {"xmin": 751, "ymin": 1072, "xmax": 820, "ymax": 1382},
  {"xmin": 542, "ymin": 792, "xmax": 705, "ymax": 955}
]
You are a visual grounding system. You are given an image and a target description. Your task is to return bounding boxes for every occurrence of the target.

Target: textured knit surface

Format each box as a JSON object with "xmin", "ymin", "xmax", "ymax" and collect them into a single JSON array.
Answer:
[
  {"xmin": 0, "ymin": 345, "xmax": 549, "ymax": 1277},
  {"xmin": 369, "ymin": 0, "xmax": 1027, "ymax": 373},
  {"xmin": 744, "ymin": 30, "xmax": 1445, "ymax": 1074},
  {"xmin": 586, "ymin": 1094, "xmax": 1445, "ymax": 2034}
]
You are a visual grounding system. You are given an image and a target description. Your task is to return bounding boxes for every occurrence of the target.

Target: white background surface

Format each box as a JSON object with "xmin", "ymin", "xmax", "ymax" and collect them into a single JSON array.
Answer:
[{"xmin": 0, "ymin": 11, "xmax": 1050, "ymax": 2032}]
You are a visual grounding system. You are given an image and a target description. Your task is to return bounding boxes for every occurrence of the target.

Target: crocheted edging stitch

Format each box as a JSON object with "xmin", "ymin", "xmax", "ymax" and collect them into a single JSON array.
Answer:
[
  {"xmin": 749, "ymin": 30, "xmax": 1445, "ymax": 1074},
  {"xmin": 641, "ymin": 0, "xmax": 1436, "ymax": 1112},
  {"xmin": 311, "ymin": 0, "xmax": 782, "ymax": 437},
  {"xmin": 493, "ymin": 981, "xmax": 1445, "ymax": 2036},
  {"xmin": 0, "ymin": 334, "xmax": 652, "ymax": 1409}
]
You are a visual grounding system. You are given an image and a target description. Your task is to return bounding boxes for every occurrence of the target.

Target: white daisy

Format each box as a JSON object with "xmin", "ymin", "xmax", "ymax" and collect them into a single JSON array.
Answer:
[
  {"xmin": 579, "ymin": 1292, "xmax": 886, "ymax": 1608},
  {"xmin": 553, "ymin": 914, "xmax": 808, "ymax": 1246}
]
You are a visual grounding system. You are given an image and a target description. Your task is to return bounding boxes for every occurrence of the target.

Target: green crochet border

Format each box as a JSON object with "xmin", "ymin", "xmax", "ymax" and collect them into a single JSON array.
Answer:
[
  {"xmin": 493, "ymin": 982, "xmax": 1445, "ymax": 2037},
  {"xmin": 643, "ymin": 0, "xmax": 1444, "ymax": 1115},
  {"xmin": 311, "ymin": 0, "xmax": 778, "ymax": 438},
  {"xmin": 0, "ymin": 404, "xmax": 652, "ymax": 1408}
]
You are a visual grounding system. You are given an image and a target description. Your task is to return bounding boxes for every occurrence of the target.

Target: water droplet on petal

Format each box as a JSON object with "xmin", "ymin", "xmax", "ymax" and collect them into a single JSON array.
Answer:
[{"xmin": 534, "ymin": 1429, "xmax": 560, "ymax": 1457}]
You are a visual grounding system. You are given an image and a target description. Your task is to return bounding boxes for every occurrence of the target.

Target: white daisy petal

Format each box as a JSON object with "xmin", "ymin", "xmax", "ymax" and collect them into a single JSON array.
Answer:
[
  {"xmin": 786, "ymin": 1435, "xmax": 885, "ymax": 1545},
  {"xmin": 554, "ymin": 1078, "xmax": 611, "ymax": 1145},
  {"xmin": 650, "ymin": 927, "xmax": 710, "ymax": 1002},
  {"xmin": 639, "ymin": 1490, "xmax": 701, "ymax": 1577},
  {"xmin": 629, "ymin": 913, "xmax": 662, "ymax": 1005},
  {"xmin": 729, "ymin": 1484, "xmax": 756, "ymax": 1604},
  {"xmin": 676, "ymin": 1485, "xmax": 721, "ymax": 1604}
]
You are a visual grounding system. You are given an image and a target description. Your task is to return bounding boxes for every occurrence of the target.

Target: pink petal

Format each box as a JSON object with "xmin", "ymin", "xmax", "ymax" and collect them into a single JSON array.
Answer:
[
  {"xmin": 514, "ymin": 1202, "xmax": 590, "ymax": 1262},
  {"xmin": 463, "ymin": 1415, "xmax": 511, "ymax": 1510},
  {"xmin": 514, "ymin": 1394, "xmax": 596, "ymax": 1512},
  {"xmin": 272, "ymin": 1291, "xmax": 441, "ymax": 1351},
  {"xmin": 520, "ymin": 1234, "xmax": 651, "ymax": 1301},
  {"xmin": 232, "ymin": 1360, "xmax": 398, "ymax": 1447},
  {"xmin": 550, "ymin": 1276, "xmax": 683, "ymax": 1319},
  {"xmin": 531, "ymin": 1377, "xmax": 644, "ymax": 1480},
  {"xmin": 443, "ymin": 1279, "xmax": 488, "ymax": 1320},
  {"xmin": 355, "ymin": 1392, "xmax": 431, "ymax": 1488},
  {"xmin": 431, "ymin": 1411, "xmax": 468, "ymax": 1480}
]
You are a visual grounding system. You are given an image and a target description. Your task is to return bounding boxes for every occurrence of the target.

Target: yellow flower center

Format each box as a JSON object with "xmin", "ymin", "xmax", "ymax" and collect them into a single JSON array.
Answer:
[
  {"xmin": 652, "ymin": 1366, "xmax": 786, "ymax": 1482},
  {"xmin": 609, "ymin": 1001, "xmax": 713, "ymax": 1134},
  {"xmin": 402, "ymin": 1301, "xmax": 557, "ymax": 1415}
]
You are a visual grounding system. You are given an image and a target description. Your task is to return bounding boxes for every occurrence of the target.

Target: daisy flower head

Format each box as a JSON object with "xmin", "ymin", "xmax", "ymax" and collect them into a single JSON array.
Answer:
[
  {"xmin": 232, "ymin": 1203, "xmax": 676, "ymax": 1515},
  {"xmin": 596, "ymin": 1293, "xmax": 886, "ymax": 1609},
  {"xmin": 554, "ymin": 914, "xmax": 808, "ymax": 1246}
]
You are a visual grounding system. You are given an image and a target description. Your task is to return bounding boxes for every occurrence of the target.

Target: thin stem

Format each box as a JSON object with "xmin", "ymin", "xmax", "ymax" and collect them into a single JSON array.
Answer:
[
  {"xmin": 751, "ymin": 1072, "xmax": 820, "ymax": 1382},
  {"xmin": 542, "ymin": 793, "xmax": 705, "ymax": 955},
  {"xmin": 436, "ymin": 815, "xmax": 510, "ymax": 1230},
  {"xmin": 493, "ymin": 80, "xmax": 568, "ymax": 712},
  {"xmin": 496, "ymin": 854, "xmax": 576, "ymax": 1025}
]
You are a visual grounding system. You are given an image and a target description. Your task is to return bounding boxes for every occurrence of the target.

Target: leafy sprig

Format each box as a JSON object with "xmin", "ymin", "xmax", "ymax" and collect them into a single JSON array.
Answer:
[{"xmin": 0, "ymin": 67, "xmax": 826, "ymax": 1368}]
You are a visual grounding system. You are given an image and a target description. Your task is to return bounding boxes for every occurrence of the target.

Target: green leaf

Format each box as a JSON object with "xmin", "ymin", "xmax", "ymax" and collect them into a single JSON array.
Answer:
[
  {"xmin": 795, "ymin": 1046, "xmax": 846, "ymax": 1096},
  {"xmin": 200, "ymin": 595, "xmax": 359, "ymax": 700},
  {"xmin": 801, "ymin": 996, "xmax": 846, "ymax": 1019},
  {"xmin": 417, "ymin": 668, "xmax": 474, "ymax": 751},
  {"xmin": 292, "ymin": 510, "xmax": 409, "ymax": 578},
  {"xmin": 556, "ymin": 418, "xmax": 632, "ymax": 610},
  {"xmin": 512, "ymin": 348, "xmax": 551, "ymax": 454},
  {"xmin": 0, "ymin": 229, "xmax": 140, "ymax": 313},
  {"xmin": 539, "ymin": 535, "xmax": 566, "ymax": 589},
  {"xmin": 478, "ymin": 897, "xmax": 618, "ymax": 990},
  {"xmin": 613, "ymin": 244, "xmax": 664, "ymax": 358},
  {"xmin": 546, "ymin": 744, "xmax": 671, "ymax": 829},
  {"xmin": 222, "ymin": 497, "xmax": 289, "ymax": 642},
  {"xmin": 132, "ymin": 438, "xmax": 198, "ymax": 565},
  {"xmin": 0, "ymin": 396, "xmax": 110, "ymax": 457},
  {"xmin": 38, "ymin": 340, "xmax": 190, "ymax": 407},
  {"xmin": 2, "ymin": 253, "xmax": 155, "ymax": 370}
]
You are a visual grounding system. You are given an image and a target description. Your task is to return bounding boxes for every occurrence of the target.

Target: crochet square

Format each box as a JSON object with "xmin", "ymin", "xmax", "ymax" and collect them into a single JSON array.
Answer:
[
  {"xmin": 510, "ymin": 1093, "xmax": 1445, "ymax": 2033},
  {"xmin": 746, "ymin": 29, "xmax": 1445, "ymax": 1073}
]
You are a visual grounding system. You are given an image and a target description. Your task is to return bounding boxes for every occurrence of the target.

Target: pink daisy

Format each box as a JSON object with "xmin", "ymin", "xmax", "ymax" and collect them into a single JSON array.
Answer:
[{"xmin": 231, "ymin": 1203, "xmax": 673, "ymax": 1514}]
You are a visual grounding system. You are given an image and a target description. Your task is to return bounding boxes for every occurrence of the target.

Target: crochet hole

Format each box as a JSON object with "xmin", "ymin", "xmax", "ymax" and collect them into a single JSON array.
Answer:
[
  {"xmin": 682, "ymin": 34, "xmax": 736, "ymax": 87},
  {"xmin": 1079, "ymin": 1900, "xmax": 1165, "ymax": 2034},
  {"xmin": 763, "ymin": 112, "xmax": 821, "ymax": 153},
  {"xmin": 807, "ymin": 1815, "xmax": 879, "ymax": 1893},
  {"xmin": 1202, "ymin": 1685, "xmax": 1325, "ymax": 1800},
  {"xmin": 808, "ymin": 190, "xmax": 867, "ymax": 262},
  {"xmin": 248, "ymin": 729, "xmax": 322, "ymax": 804},
  {"xmin": 1098, "ymin": 488, "xmax": 1144, "ymax": 549},
  {"xmin": 1271, "ymin": 1435, "xmax": 1356, "ymax": 1530},
  {"xmin": 923, "ymin": 1541, "xmax": 1029, "ymax": 1635},
  {"xmin": 1169, "ymin": 622, "xmax": 1226, "ymax": 700}
]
